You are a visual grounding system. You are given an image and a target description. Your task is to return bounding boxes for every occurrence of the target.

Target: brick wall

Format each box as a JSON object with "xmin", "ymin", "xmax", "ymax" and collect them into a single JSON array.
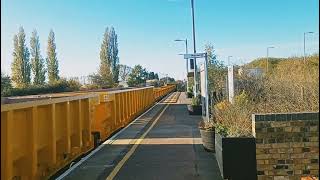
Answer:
[{"xmin": 252, "ymin": 112, "xmax": 319, "ymax": 180}]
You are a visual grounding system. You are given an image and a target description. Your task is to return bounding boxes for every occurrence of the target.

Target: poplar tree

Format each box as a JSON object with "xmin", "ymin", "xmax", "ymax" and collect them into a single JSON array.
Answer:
[
  {"xmin": 46, "ymin": 29, "xmax": 59, "ymax": 84},
  {"xmin": 11, "ymin": 27, "xmax": 31, "ymax": 88},
  {"xmin": 99, "ymin": 28, "xmax": 114, "ymax": 87},
  {"xmin": 109, "ymin": 27, "xmax": 120, "ymax": 83},
  {"xmin": 30, "ymin": 29, "xmax": 46, "ymax": 85}
]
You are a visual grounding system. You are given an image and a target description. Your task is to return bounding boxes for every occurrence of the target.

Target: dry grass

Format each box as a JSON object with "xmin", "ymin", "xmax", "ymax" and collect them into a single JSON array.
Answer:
[
  {"xmin": 258, "ymin": 55, "xmax": 319, "ymax": 113},
  {"xmin": 212, "ymin": 54, "xmax": 319, "ymax": 137},
  {"xmin": 214, "ymin": 92, "xmax": 254, "ymax": 137}
]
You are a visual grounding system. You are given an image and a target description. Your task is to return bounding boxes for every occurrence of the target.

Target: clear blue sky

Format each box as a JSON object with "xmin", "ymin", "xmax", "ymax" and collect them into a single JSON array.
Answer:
[{"xmin": 1, "ymin": 0, "xmax": 319, "ymax": 80}]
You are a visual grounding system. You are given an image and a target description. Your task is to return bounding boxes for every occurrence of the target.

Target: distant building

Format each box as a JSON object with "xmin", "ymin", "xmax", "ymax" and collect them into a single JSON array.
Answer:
[
  {"xmin": 146, "ymin": 79, "xmax": 159, "ymax": 87},
  {"xmin": 238, "ymin": 67, "xmax": 263, "ymax": 77},
  {"xmin": 118, "ymin": 81, "xmax": 129, "ymax": 87}
]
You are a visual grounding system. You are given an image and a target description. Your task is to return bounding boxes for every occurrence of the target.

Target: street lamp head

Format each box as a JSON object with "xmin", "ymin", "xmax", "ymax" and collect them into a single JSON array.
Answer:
[
  {"xmin": 305, "ymin": 31, "xmax": 314, "ymax": 34},
  {"xmin": 174, "ymin": 39, "xmax": 184, "ymax": 42},
  {"xmin": 268, "ymin": 46, "xmax": 275, "ymax": 49}
]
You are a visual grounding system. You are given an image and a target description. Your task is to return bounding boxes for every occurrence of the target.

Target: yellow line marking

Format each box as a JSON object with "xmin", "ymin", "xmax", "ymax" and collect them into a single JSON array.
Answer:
[
  {"xmin": 163, "ymin": 92, "xmax": 180, "ymax": 103},
  {"xmin": 106, "ymin": 103, "xmax": 170, "ymax": 180}
]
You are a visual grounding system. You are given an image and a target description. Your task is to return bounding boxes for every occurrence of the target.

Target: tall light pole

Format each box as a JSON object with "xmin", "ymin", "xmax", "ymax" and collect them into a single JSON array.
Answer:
[
  {"xmin": 302, "ymin": 32, "xmax": 314, "ymax": 100},
  {"xmin": 266, "ymin": 46, "xmax": 275, "ymax": 74},
  {"xmin": 304, "ymin": 32, "xmax": 314, "ymax": 64},
  {"xmin": 191, "ymin": 0, "xmax": 197, "ymax": 96},
  {"xmin": 166, "ymin": 74, "xmax": 168, "ymax": 84},
  {"xmin": 175, "ymin": 39, "xmax": 189, "ymax": 91},
  {"xmin": 227, "ymin": 56, "xmax": 232, "ymax": 66}
]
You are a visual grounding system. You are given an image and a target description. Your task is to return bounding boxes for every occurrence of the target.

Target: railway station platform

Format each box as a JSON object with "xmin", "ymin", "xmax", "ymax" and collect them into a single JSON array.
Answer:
[{"xmin": 57, "ymin": 93, "xmax": 222, "ymax": 180}]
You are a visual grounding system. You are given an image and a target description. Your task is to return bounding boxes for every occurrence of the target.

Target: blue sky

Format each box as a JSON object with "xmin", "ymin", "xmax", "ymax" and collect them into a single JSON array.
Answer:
[{"xmin": 1, "ymin": 0, "xmax": 319, "ymax": 80}]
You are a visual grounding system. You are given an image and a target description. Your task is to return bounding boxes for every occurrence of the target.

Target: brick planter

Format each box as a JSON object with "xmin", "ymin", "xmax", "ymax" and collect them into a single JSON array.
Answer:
[
  {"xmin": 215, "ymin": 133, "xmax": 257, "ymax": 180},
  {"xmin": 252, "ymin": 112, "xmax": 319, "ymax": 179}
]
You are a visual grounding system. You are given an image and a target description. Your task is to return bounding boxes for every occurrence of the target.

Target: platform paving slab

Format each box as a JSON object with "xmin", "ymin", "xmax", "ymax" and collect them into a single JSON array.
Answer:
[{"xmin": 61, "ymin": 93, "xmax": 222, "ymax": 180}]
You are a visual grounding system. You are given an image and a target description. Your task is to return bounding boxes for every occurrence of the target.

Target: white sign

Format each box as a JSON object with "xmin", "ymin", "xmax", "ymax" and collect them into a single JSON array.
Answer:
[
  {"xmin": 184, "ymin": 53, "xmax": 206, "ymax": 59},
  {"xmin": 228, "ymin": 66, "xmax": 234, "ymax": 104}
]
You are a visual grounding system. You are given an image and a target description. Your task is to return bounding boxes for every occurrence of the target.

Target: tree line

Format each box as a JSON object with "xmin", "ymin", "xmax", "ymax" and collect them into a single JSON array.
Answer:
[
  {"xmin": 10, "ymin": 27, "xmax": 59, "ymax": 88},
  {"xmin": 2, "ymin": 26, "xmax": 174, "ymax": 96}
]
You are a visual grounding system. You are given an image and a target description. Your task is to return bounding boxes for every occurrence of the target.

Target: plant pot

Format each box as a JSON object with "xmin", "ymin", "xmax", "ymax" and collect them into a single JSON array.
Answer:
[
  {"xmin": 199, "ymin": 128, "xmax": 215, "ymax": 152},
  {"xmin": 187, "ymin": 105, "xmax": 202, "ymax": 115},
  {"xmin": 215, "ymin": 133, "xmax": 257, "ymax": 180},
  {"xmin": 186, "ymin": 92, "xmax": 193, "ymax": 98}
]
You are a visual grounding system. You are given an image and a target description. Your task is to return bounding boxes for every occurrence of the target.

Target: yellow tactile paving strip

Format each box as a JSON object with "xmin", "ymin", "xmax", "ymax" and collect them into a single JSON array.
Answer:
[{"xmin": 162, "ymin": 92, "xmax": 181, "ymax": 103}]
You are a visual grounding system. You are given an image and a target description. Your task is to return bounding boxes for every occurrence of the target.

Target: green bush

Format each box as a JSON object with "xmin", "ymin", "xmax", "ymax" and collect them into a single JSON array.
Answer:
[
  {"xmin": 2, "ymin": 78, "xmax": 81, "ymax": 97},
  {"xmin": 214, "ymin": 93, "xmax": 254, "ymax": 138},
  {"xmin": 1, "ymin": 73, "xmax": 12, "ymax": 96},
  {"xmin": 191, "ymin": 94, "xmax": 201, "ymax": 106},
  {"xmin": 214, "ymin": 123, "xmax": 228, "ymax": 137}
]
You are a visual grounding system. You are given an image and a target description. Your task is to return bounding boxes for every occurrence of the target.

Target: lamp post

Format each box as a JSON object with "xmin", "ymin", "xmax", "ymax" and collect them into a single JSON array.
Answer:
[
  {"xmin": 175, "ymin": 39, "xmax": 189, "ymax": 91},
  {"xmin": 302, "ymin": 32, "xmax": 314, "ymax": 100},
  {"xmin": 166, "ymin": 74, "xmax": 168, "ymax": 84},
  {"xmin": 227, "ymin": 56, "xmax": 232, "ymax": 66},
  {"xmin": 304, "ymin": 32, "xmax": 314, "ymax": 64},
  {"xmin": 191, "ymin": 0, "xmax": 197, "ymax": 96},
  {"xmin": 266, "ymin": 46, "xmax": 275, "ymax": 74}
]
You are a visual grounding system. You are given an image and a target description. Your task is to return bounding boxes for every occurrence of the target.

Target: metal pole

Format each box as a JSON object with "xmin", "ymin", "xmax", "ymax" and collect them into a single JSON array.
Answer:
[
  {"xmin": 228, "ymin": 56, "xmax": 232, "ymax": 66},
  {"xmin": 266, "ymin": 47, "xmax": 274, "ymax": 74},
  {"xmin": 166, "ymin": 74, "xmax": 168, "ymax": 84},
  {"xmin": 266, "ymin": 48, "xmax": 269, "ymax": 74},
  {"xmin": 304, "ymin": 32, "xmax": 306, "ymax": 64},
  {"xmin": 204, "ymin": 53, "xmax": 209, "ymax": 121},
  {"xmin": 185, "ymin": 39, "xmax": 189, "ymax": 92},
  {"xmin": 191, "ymin": 0, "xmax": 197, "ymax": 96},
  {"xmin": 174, "ymin": 39, "xmax": 189, "ymax": 91},
  {"xmin": 302, "ymin": 31, "xmax": 314, "ymax": 100},
  {"xmin": 303, "ymin": 32, "xmax": 314, "ymax": 63}
]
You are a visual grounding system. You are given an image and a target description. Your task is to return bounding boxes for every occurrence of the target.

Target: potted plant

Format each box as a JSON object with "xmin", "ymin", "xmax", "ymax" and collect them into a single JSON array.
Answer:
[
  {"xmin": 186, "ymin": 87, "xmax": 193, "ymax": 98},
  {"xmin": 198, "ymin": 120, "xmax": 215, "ymax": 152},
  {"xmin": 214, "ymin": 93, "xmax": 257, "ymax": 180},
  {"xmin": 187, "ymin": 95, "xmax": 202, "ymax": 115}
]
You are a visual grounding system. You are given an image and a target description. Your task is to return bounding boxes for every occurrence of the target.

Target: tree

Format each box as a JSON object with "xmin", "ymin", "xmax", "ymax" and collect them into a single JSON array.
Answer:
[
  {"xmin": 160, "ymin": 76, "xmax": 175, "ymax": 83},
  {"xmin": 11, "ymin": 27, "xmax": 31, "ymax": 88},
  {"xmin": 205, "ymin": 43, "xmax": 226, "ymax": 93},
  {"xmin": 46, "ymin": 29, "xmax": 59, "ymax": 84},
  {"xmin": 88, "ymin": 73, "xmax": 104, "ymax": 86},
  {"xmin": 127, "ymin": 65, "xmax": 147, "ymax": 87},
  {"xmin": 154, "ymin": 73, "xmax": 159, "ymax": 80},
  {"xmin": 109, "ymin": 27, "xmax": 120, "ymax": 83},
  {"xmin": 30, "ymin": 29, "xmax": 46, "ymax": 85},
  {"xmin": 119, "ymin": 64, "xmax": 132, "ymax": 81},
  {"xmin": 99, "ymin": 28, "xmax": 114, "ymax": 87},
  {"xmin": 148, "ymin": 72, "xmax": 155, "ymax": 80},
  {"xmin": 1, "ymin": 72, "xmax": 12, "ymax": 96}
]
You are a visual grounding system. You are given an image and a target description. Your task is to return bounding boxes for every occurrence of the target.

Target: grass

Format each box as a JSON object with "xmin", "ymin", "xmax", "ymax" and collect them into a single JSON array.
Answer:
[{"xmin": 212, "ymin": 54, "xmax": 319, "ymax": 137}]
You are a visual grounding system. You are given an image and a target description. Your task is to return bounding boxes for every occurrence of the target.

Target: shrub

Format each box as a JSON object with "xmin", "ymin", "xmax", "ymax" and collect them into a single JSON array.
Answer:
[
  {"xmin": 2, "ymin": 78, "xmax": 81, "ymax": 97},
  {"xmin": 198, "ymin": 120, "xmax": 215, "ymax": 131},
  {"xmin": 1, "ymin": 73, "xmax": 12, "ymax": 96},
  {"xmin": 214, "ymin": 92, "xmax": 254, "ymax": 137},
  {"xmin": 240, "ymin": 54, "xmax": 319, "ymax": 113},
  {"xmin": 64, "ymin": 78, "xmax": 81, "ymax": 91},
  {"xmin": 212, "ymin": 55, "xmax": 319, "ymax": 137},
  {"xmin": 191, "ymin": 94, "xmax": 201, "ymax": 106}
]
